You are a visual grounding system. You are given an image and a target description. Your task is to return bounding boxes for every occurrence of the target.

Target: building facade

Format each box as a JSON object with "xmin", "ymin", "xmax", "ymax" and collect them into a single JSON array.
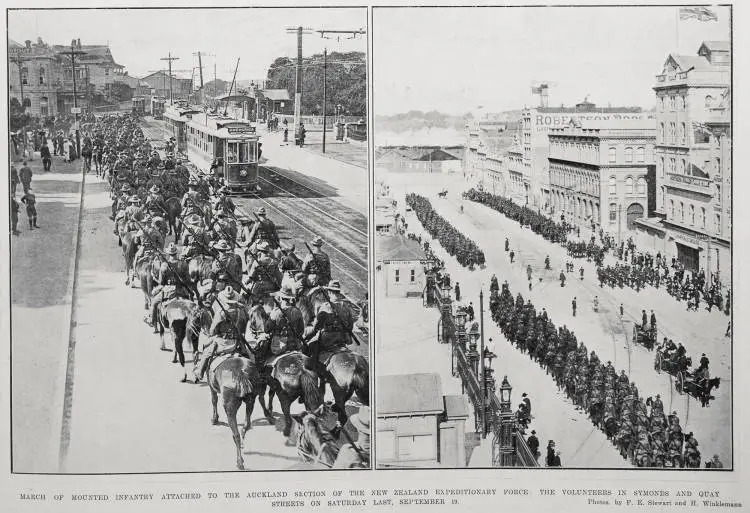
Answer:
[
  {"xmin": 140, "ymin": 71, "xmax": 193, "ymax": 101},
  {"xmin": 548, "ymin": 119, "xmax": 655, "ymax": 235},
  {"xmin": 8, "ymin": 38, "xmax": 64, "ymax": 117},
  {"xmin": 636, "ymin": 41, "xmax": 731, "ymax": 278},
  {"xmin": 522, "ymin": 102, "xmax": 652, "ymax": 211}
]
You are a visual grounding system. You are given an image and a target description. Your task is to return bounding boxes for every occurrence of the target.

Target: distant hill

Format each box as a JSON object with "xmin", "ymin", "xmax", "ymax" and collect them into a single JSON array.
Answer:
[{"xmin": 375, "ymin": 110, "xmax": 471, "ymax": 133}]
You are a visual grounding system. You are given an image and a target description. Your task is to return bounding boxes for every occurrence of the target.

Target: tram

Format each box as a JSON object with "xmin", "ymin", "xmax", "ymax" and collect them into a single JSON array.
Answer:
[
  {"xmin": 186, "ymin": 113, "xmax": 261, "ymax": 195},
  {"xmin": 132, "ymin": 96, "xmax": 146, "ymax": 115},
  {"xmin": 150, "ymin": 97, "xmax": 166, "ymax": 119},
  {"xmin": 163, "ymin": 102, "xmax": 201, "ymax": 155}
]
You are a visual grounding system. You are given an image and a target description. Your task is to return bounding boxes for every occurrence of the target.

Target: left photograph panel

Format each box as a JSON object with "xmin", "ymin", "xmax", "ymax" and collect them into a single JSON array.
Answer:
[{"xmin": 8, "ymin": 7, "xmax": 370, "ymax": 473}]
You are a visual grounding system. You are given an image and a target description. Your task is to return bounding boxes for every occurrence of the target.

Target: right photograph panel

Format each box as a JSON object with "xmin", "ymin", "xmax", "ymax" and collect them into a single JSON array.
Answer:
[{"xmin": 373, "ymin": 5, "xmax": 732, "ymax": 469}]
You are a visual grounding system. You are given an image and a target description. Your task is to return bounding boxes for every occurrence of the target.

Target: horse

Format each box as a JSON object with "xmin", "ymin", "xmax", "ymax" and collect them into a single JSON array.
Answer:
[
  {"xmin": 188, "ymin": 255, "xmax": 215, "ymax": 287},
  {"xmin": 119, "ymin": 228, "xmax": 139, "ymax": 286},
  {"xmin": 266, "ymin": 352, "xmax": 324, "ymax": 438},
  {"xmin": 157, "ymin": 298, "xmax": 202, "ymax": 381},
  {"xmin": 164, "ymin": 197, "xmax": 182, "ymax": 237},
  {"xmin": 292, "ymin": 402, "xmax": 341, "ymax": 468},
  {"xmin": 133, "ymin": 253, "xmax": 160, "ymax": 307},
  {"xmin": 193, "ymin": 306, "xmax": 275, "ymax": 470},
  {"xmin": 317, "ymin": 350, "xmax": 369, "ymax": 436}
]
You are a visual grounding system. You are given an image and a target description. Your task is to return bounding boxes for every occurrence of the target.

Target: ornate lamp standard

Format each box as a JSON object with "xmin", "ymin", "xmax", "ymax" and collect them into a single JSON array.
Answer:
[{"xmin": 493, "ymin": 376, "xmax": 516, "ymax": 467}]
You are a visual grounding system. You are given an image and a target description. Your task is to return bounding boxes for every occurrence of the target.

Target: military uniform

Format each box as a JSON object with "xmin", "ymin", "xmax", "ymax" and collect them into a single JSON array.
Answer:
[
  {"xmin": 264, "ymin": 298, "xmax": 305, "ymax": 359},
  {"xmin": 305, "ymin": 282, "xmax": 355, "ymax": 367},
  {"xmin": 146, "ymin": 244, "xmax": 189, "ymax": 330},
  {"xmin": 193, "ymin": 288, "xmax": 247, "ymax": 382},
  {"xmin": 248, "ymin": 209, "xmax": 279, "ymax": 248},
  {"xmin": 302, "ymin": 238, "xmax": 332, "ymax": 287},
  {"xmin": 244, "ymin": 243, "xmax": 281, "ymax": 297}
]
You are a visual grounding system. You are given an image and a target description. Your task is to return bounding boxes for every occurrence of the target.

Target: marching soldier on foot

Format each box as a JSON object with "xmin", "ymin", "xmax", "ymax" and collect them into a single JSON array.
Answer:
[{"xmin": 21, "ymin": 189, "xmax": 38, "ymax": 229}]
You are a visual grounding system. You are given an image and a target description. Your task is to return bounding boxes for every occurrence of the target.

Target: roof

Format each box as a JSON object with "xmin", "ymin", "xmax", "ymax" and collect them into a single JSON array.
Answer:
[
  {"xmin": 262, "ymin": 89, "xmax": 290, "ymax": 101},
  {"xmin": 377, "ymin": 373, "xmax": 444, "ymax": 416},
  {"xmin": 377, "ymin": 235, "xmax": 427, "ymax": 261},
  {"xmin": 666, "ymin": 54, "xmax": 713, "ymax": 73},
  {"xmin": 8, "ymin": 38, "xmax": 23, "ymax": 48},
  {"xmin": 700, "ymin": 40, "xmax": 730, "ymax": 52},
  {"xmin": 579, "ymin": 118, "xmax": 656, "ymax": 131},
  {"xmin": 444, "ymin": 395, "xmax": 469, "ymax": 420},
  {"xmin": 141, "ymin": 70, "xmax": 192, "ymax": 82}
]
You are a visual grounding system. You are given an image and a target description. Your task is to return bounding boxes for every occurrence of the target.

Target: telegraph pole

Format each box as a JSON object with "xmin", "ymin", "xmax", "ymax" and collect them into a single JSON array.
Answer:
[
  {"xmin": 479, "ymin": 289, "xmax": 487, "ymax": 438},
  {"xmin": 286, "ymin": 26, "xmax": 313, "ymax": 141},
  {"xmin": 160, "ymin": 52, "xmax": 179, "ymax": 105},
  {"xmin": 316, "ymin": 28, "xmax": 366, "ymax": 153},
  {"xmin": 63, "ymin": 41, "xmax": 86, "ymax": 158}
]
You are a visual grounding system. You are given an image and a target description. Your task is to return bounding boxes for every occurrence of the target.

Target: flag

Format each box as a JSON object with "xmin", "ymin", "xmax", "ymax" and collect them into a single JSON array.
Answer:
[{"xmin": 679, "ymin": 6, "xmax": 718, "ymax": 22}]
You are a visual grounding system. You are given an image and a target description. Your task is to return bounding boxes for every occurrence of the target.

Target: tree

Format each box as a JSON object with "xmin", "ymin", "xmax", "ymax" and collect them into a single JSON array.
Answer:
[
  {"xmin": 110, "ymin": 81, "xmax": 134, "ymax": 103},
  {"xmin": 266, "ymin": 51, "xmax": 366, "ymax": 117},
  {"xmin": 9, "ymin": 97, "xmax": 32, "ymax": 132}
]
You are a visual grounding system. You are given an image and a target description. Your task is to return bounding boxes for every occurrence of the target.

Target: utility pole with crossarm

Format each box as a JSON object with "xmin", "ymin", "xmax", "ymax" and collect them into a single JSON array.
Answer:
[
  {"xmin": 160, "ymin": 52, "xmax": 180, "ymax": 105},
  {"xmin": 62, "ymin": 40, "xmax": 87, "ymax": 158}
]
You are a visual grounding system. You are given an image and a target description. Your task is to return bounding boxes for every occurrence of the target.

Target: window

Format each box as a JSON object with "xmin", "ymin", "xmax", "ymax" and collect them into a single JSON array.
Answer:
[
  {"xmin": 661, "ymin": 187, "xmax": 666, "ymax": 209},
  {"xmin": 669, "ymin": 122, "xmax": 676, "ymax": 143},
  {"xmin": 608, "ymin": 148, "xmax": 617, "ymax": 163},
  {"xmin": 680, "ymin": 122, "xmax": 686, "ymax": 144},
  {"xmin": 626, "ymin": 177, "xmax": 634, "ymax": 195},
  {"xmin": 635, "ymin": 147, "xmax": 645, "ymax": 163},
  {"xmin": 609, "ymin": 203, "xmax": 617, "ymax": 223},
  {"xmin": 701, "ymin": 207, "xmax": 706, "ymax": 228},
  {"xmin": 715, "ymin": 157, "xmax": 721, "ymax": 174},
  {"xmin": 670, "ymin": 96, "xmax": 675, "ymax": 111},
  {"xmin": 676, "ymin": 95, "xmax": 684, "ymax": 111},
  {"xmin": 609, "ymin": 177, "xmax": 616, "ymax": 195},
  {"xmin": 658, "ymin": 157, "xmax": 664, "ymax": 178},
  {"xmin": 394, "ymin": 269, "xmax": 400, "ymax": 283},
  {"xmin": 659, "ymin": 123, "xmax": 665, "ymax": 143},
  {"xmin": 669, "ymin": 158, "xmax": 676, "ymax": 174},
  {"xmin": 705, "ymin": 95, "xmax": 714, "ymax": 108},
  {"xmin": 398, "ymin": 434, "xmax": 434, "ymax": 460},
  {"xmin": 715, "ymin": 183, "xmax": 721, "ymax": 200},
  {"xmin": 410, "ymin": 269, "xmax": 415, "ymax": 283},
  {"xmin": 689, "ymin": 205, "xmax": 695, "ymax": 225},
  {"xmin": 715, "ymin": 214, "xmax": 721, "ymax": 234},
  {"xmin": 39, "ymin": 66, "xmax": 45, "ymax": 85},
  {"xmin": 637, "ymin": 177, "xmax": 646, "ymax": 194},
  {"xmin": 679, "ymin": 202, "xmax": 684, "ymax": 222},
  {"xmin": 670, "ymin": 200, "xmax": 675, "ymax": 219},
  {"xmin": 21, "ymin": 67, "xmax": 28, "ymax": 85},
  {"xmin": 624, "ymin": 147, "xmax": 633, "ymax": 163},
  {"xmin": 678, "ymin": 159, "xmax": 685, "ymax": 174},
  {"xmin": 377, "ymin": 431, "xmax": 395, "ymax": 460}
]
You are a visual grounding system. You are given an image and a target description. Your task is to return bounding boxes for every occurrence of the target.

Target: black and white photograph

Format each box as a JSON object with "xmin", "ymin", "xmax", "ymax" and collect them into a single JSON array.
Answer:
[
  {"xmin": 8, "ymin": 7, "xmax": 370, "ymax": 473},
  {"xmin": 374, "ymin": 5, "xmax": 732, "ymax": 469}
]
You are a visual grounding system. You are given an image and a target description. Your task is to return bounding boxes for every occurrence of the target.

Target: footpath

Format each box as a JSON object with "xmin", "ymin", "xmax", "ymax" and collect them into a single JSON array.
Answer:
[
  {"xmin": 260, "ymin": 129, "xmax": 369, "ymax": 217},
  {"xmin": 10, "ymin": 153, "xmax": 84, "ymax": 472}
]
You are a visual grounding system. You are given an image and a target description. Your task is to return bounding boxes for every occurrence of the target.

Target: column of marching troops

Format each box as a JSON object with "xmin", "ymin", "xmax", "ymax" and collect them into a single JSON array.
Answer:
[{"xmin": 86, "ymin": 112, "xmax": 369, "ymax": 468}]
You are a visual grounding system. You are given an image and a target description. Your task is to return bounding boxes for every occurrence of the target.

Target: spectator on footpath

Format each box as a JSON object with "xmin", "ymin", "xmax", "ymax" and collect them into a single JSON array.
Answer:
[
  {"xmin": 454, "ymin": 282, "xmax": 461, "ymax": 302},
  {"xmin": 10, "ymin": 164, "xmax": 19, "ymax": 197},
  {"xmin": 708, "ymin": 454, "xmax": 723, "ymax": 469},
  {"xmin": 10, "ymin": 195, "xmax": 20, "ymax": 235},
  {"xmin": 546, "ymin": 440, "xmax": 556, "ymax": 467},
  {"xmin": 466, "ymin": 301, "xmax": 475, "ymax": 322},
  {"xmin": 572, "ymin": 297, "xmax": 577, "ymax": 317},
  {"xmin": 40, "ymin": 143, "xmax": 52, "ymax": 172},
  {"xmin": 527, "ymin": 430, "xmax": 540, "ymax": 462},
  {"xmin": 522, "ymin": 393, "xmax": 531, "ymax": 418},
  {"xmin": 298, "ymin": 122, "xmax": 306, "ymax": 148},
  {"xmin": 551, "ymin": 450, "xmax": 562, "ymax": 467},
  {"xmin": 21, "ymin": 189, "xmax": 38, "ymax": 230},
  {"xmin": 509, "ymin": 249, "xmax": 515, "ymax": 263},
  {"xmin": 19, "ymin": 161, "xmax": 32, "ymax": 194},
  {"xmin": 620, "ymin": 303, "xmax": 624, "ymax": 318}
]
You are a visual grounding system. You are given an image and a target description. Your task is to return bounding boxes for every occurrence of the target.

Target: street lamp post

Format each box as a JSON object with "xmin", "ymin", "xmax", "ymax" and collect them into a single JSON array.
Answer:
[
  {"xmin": 497, "ymin": 376, "xmax": 515, "ymax": 467},
  {"xmin": 66, "ymin": 40, "xmax": 87, "ymax": 160}
]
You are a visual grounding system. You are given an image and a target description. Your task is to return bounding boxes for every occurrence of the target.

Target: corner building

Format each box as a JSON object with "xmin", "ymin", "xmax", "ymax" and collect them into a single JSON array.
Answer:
[
  {"xmin": 636, "ymin": 41, "xmax": 730, "ymax": 280},
  {"xmin": 548, "ymin": 119, "xmax": 655, "ymax": 235}
]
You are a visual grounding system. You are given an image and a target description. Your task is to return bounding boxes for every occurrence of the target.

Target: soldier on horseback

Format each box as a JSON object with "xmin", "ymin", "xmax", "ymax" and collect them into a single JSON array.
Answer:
[
  {"xmin": 193, "ymin": 286, "xmax": 248, "ymax": 383},
  {"xmin": 133, "ymin": 216, "xmax": 165, "ymax": 272},
  {"xmin": 181, "ymin": 177, "xmax": 204, "ymax": 217},
  {"xmin": 255, "ymin": 285, "xmax": 305, "ymax": 363},
  {"xmin": 144, "ymin": 242, "xmax": 190, "ymax": 332},
  {"xmin": 212, "ymin": 186, "xmax": 236, "ymax": 216},
  {"xmin": 303, "ymin": 281, "xmax": 356, "ymax": 374},
  {"xmin": 244, "ymin": 241, "xmax": 281, "ymax": 300},
  {"xmin": 145, "ymin": 184, "xmax": 167, "ymax": 218},
  {"xmin": 303, "ymin": 236, "xmax": 332, "ymax": 287},
  {"xmin": 247, "ymin": 207, "xmax": 279, "ymax": 249}
]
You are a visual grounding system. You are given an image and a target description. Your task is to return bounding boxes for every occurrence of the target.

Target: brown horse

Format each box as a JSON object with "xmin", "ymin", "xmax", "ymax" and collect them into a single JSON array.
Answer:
[
  {"xmin": 164, "ymin": 196, "xmax": 181, "ymax": 237},
  {"xmin": 119, "ymin": 229, "xmax": 139, "ymax": 286},
  {"xmin": 188, "ymin": 255, "xmax": 215, "ymax": 287},
  {"xmin": 292, "ymin": 402, "xmax": 340, "ymax": 468},
  {"xmin": 194, "ymin": 305, "xmax": 275, "ymax": 470},
  {"xmin": 158, "ymin": 298, "xmax": 203, "ymax": 381},
  {"xmin": 133, "ymin": 253, "xmax": 160, "ymax": 308}
]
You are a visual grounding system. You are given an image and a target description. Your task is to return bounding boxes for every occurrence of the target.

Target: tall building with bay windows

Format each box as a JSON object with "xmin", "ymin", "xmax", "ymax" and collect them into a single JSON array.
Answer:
[
  {"xmin": 547, "ymin": 118, "xmax": 655, "ymax": 236},
  {"xmin": 635, "ymin": 41, "xmax": 730, "ymax": 281}
]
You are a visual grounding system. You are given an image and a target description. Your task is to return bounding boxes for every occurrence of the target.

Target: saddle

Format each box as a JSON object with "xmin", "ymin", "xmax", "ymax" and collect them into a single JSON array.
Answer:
[
  {"xmin": 265, "ymin": 350, "xmax": 305, "ymax": 373},
  {"xmin": 317, "ymin": 347, "xmax": 347, "ymax": 367}
]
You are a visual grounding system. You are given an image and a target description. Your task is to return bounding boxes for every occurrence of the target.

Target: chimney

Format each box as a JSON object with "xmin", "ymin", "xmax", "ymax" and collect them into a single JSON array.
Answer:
[
  {"xmin": 77, "ymin": 39, "xmax": 81, "ymax": 47},
  {"xmin": 37, "ymin": 37, "xmax": 43, "ymax": 45},
  {"xmin": 25, "ymin": 40, "xmax": 32, "ymax": 49},
  {"xmin": 71, "ymin": 39, "xmax": 77, "ymax": 47}
]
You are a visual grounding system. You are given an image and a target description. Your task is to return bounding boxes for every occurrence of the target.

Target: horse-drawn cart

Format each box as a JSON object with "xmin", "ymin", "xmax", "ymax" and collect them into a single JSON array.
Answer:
[{"xmin": 632, "ymin": 322, "xmax": 656, "ymax": 350}]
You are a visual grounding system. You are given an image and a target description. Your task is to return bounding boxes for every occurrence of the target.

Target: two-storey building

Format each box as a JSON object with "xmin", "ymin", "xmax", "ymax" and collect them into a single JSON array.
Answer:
[
  {"xmin": 8, "ymin": 38, "xmax": 63, "ymax": 117},
  {"xmin": 548, "ymin": 119, "xmax": 655, "ymax": 235},
  {"xmin": 636, "ymin": 41, "xmax": 731, "ymax": 277}
]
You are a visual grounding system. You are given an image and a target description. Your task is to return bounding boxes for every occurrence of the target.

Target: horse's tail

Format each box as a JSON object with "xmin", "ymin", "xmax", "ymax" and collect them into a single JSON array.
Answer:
[{"xmin": 300, "ymin": 368, "xmax": 323, "ymax": 411}]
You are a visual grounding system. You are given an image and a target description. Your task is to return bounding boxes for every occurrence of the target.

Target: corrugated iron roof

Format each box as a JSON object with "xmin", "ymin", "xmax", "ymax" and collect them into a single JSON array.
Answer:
[
  {"xmin": 377, "ymin": 235, "xmax": 426, "ymax": 262},
  {"xmin": 444, "ymin": 395, "xmax": 469, "ymax": 419},
  {"xmin": 377, "ymin": 373, "xmax": 444, "ymax": 416}
]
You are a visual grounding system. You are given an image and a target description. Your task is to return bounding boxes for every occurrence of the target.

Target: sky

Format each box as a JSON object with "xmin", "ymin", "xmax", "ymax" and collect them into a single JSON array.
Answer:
[
  {"xmin": 8, "ymin": 8, "xmax": 366, "ymax": 82},
  {"xmin": 373, "ymin": 5, "xmax": 731, "ymax": 116}
]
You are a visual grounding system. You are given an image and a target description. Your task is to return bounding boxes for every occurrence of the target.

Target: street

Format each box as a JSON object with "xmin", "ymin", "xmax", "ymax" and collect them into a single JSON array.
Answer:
[{"xmin": 380, "ymin": 170, "xmax": 731, "ymax": 468}]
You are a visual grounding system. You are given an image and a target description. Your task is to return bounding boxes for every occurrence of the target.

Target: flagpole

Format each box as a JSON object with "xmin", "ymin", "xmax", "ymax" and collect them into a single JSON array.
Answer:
[{"xmin": 675, "ymin": 7, "xmax": 679, "ymax": 51}]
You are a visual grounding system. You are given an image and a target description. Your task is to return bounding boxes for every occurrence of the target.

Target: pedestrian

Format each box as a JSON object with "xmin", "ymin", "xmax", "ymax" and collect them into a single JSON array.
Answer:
[
  {"xmin": 505, "ymin": 237, "xmax": 509, "ymax": 252},
  {"xmin": 40, "ymin": 143, "xmax": 52, "ymax": 171},
  {"xmin": 650, "ymin": 310, "xmax": 657, "ymax": 331},
  {"xmin": 509, "ymin": 250, "xmax": 515, "ymax": 263},
  {"xmin": 10, "ymin": 164, "xmax": 19, "ymax": 197},
  {"xmin": 620, "ymin": 303, "xmax": 624, "ymax": 317},
  {"xmin": 527, "ymin": 264, "xmax": 533, "ymax": 281},
  {"xmin": 560, "ymin": 271, "xmax": 566, "ymax": 287},
  {"xmin": 529, "ymin": 281, "xmax": 532, "ymax": 291},
  {"xmin": 522, "ymin": 393, "xmax": 531, "ymax": 417},
  {"xmin": 21, "ymin": 189, "xmax": 38, "ymax": 229},
  {"xmin": 579, "ymin": 266, "xmax": 584, "ymax": 280},
  {"xmin": 10, "ymin": 195, "xmax": 20, "ymax": 235},
  {"xmin": 552, "ymin": 450, "xmax": 562, "ymax": 467},
  {"xmin": 454, "ymin": 282, "xmax": 461, "ymax": 302},
  {"xmin": 467, "ymin": 302, "xmax": 475, "ymax": 322},
  {"xmin": 546, "ymin": 440, "xmax": 556, "ymax": 467},
  {"xmin": 527, "ymin": 430, "xmax": 540, "ymax": 461},
  {"xmin": 19, "ymin": 161, "xmax": 32, "ymax": 194},
  {"xmin": 298, "ymin": 122, "xmax": 306, "ymax": 148},
  {"xmin": 641, "ymin": 309, "xmax": 648, "ymax": 328},
  {"xmin": 572, "ymin": 297, "xmax": 577, "ymax": 317},
  {"xmin": 709, "ymin": 454, "xmax": 723, "ymax": 469},
  {"xmin": 545, "ymin": 255, "xmax": 550, "ymax": 270}
]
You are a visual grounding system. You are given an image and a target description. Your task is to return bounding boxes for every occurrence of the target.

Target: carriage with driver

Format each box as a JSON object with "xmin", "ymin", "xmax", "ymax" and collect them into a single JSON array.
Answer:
[
  {"xmin": 654, "ymin": 351, "xmax": 692, "ymax": 394},
  {"xmin": 632, "ymin": 322, "xmax": 656, "ymax": 350}
]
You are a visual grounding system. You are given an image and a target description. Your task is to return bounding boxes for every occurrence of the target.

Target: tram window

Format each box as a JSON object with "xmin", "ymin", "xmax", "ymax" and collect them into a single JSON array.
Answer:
[
  {"xmin": 227, "ymin": 142, "xmax": 238, "ymax": 163},
  {"xmin": 248, "ymin": 142, "xmax": 257, "ymax": 162},
  {"xmin": 238, "ymin": 142, "xmax": 249, "ymax": 163}
]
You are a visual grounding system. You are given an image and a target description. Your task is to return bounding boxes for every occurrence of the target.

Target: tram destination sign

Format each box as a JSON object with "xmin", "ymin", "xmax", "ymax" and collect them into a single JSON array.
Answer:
[{"xmin": 227, "ymin": 126, "xmax": 255, "ymax": 134}]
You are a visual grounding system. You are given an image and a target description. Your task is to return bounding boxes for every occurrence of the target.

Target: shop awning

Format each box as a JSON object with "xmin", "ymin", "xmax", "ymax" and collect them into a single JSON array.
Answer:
[{"xmin": 673, "ymin": 238, "xmax": 703, "ymax": 250}]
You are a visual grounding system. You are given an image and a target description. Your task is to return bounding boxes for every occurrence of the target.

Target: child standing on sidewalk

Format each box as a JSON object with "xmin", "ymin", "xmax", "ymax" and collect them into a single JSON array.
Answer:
[{"xmin": 21, "ymin": 189, "xmax": 38, "ymax": 230}]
